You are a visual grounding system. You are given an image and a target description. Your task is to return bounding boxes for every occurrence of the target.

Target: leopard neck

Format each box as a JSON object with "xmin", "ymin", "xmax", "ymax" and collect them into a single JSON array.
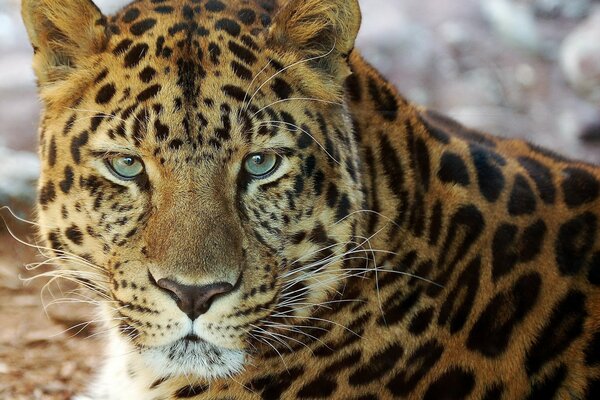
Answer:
[{"xmin": 346, "ymin": 51, "xmax": 430, "ymax": 263}]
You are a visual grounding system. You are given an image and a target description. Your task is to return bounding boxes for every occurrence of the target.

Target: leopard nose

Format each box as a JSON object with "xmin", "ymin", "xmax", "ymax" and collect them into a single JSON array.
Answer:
[{"xmin": 156, "ymin": 279, "xmax": 234, "ymax": 321}]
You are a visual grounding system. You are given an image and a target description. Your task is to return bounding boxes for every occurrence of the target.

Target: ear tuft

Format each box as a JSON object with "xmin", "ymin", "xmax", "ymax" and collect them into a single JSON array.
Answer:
[
  {"xmin": 21, "ymin": 0, "xmax": 108, "ymax": 85},
  {"xmin": 267, "ymin": 0, "xmax": 361, "ymax": 99}
]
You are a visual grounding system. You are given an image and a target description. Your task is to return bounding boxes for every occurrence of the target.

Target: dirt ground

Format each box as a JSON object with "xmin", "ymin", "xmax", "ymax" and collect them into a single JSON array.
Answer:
[{"xmin": 0, "ymin": 212, "xmax": 101, "ymax": 399}]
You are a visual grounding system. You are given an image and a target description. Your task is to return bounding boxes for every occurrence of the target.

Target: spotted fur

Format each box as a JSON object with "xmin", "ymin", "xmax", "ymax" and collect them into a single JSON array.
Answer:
[{"xmin": 22, "ymin": 0, "xmax": 600, "ymax": 399}]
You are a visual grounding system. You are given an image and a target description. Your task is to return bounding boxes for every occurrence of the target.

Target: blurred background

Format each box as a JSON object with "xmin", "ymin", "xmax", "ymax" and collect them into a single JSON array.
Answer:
[{"xmin": 0, "ymin": 0, "xmax": 599, "ymax": 398}]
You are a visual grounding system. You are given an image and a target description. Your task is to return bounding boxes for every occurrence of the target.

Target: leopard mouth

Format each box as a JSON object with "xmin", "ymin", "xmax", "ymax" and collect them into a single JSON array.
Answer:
[{"xmin": 139, "ymin": 333, "xmax": 246, "ymax": 379}]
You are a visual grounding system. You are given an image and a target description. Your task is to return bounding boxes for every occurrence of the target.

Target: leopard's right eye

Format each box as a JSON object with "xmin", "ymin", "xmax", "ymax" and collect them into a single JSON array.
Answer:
[{"xmin": 106, "ymin": 156, "xmax": 145, "ymax": 180}]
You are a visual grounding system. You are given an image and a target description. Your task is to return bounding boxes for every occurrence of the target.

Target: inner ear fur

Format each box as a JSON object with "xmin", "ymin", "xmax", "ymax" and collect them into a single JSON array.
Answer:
[
  {"xmin": 21, "ymin": 0, "xmax": 108, "ymax": 85},
  {"xmin": 267, "ymin": 0, "xmax": 361, "ymax": 100}
]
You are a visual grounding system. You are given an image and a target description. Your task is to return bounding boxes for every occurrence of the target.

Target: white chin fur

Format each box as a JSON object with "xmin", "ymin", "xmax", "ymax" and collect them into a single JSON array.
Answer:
[{"xmin": 141, "ymin": 340, "xmax": 246, "ymax": 380}]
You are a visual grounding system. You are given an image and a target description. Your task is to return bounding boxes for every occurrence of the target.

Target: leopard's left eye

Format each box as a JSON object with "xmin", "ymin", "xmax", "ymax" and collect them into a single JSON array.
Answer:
[
  {"xmin": 107, "ymin": 156, "xmax": 145, "ymax": 180},
  {"xmin": 244, "ymin": 153, "xmax": 279, "ymax": 178}
]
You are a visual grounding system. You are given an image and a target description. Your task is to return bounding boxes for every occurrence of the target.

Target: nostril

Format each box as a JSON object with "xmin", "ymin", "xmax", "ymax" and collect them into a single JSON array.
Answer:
[{"xmin": 156, "ymin": 278, "xmax": 234, "ymax": 320}]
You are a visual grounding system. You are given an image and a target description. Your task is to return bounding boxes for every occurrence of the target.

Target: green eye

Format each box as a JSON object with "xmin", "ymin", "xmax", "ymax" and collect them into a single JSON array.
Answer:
[
  {"xmin": 244, "ymin": 153, "xmax": 279, "ymax": 178},
  {"xmin": 107, "ymin": 156, "xmax": 144, "ymax": 180}
]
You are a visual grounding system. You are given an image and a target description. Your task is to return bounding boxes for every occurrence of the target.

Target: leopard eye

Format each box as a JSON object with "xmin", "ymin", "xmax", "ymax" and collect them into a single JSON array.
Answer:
[
  {"xmin": 244, "ymin": 153, "xmax": 279, "ymax": 178},
  {"xmin": 107, "ymin": 156, "xmax": 144, "ymax": 180}
]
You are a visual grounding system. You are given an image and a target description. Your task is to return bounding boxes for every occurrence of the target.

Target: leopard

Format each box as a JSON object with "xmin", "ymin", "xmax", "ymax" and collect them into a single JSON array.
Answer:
[{"xmin": 21, "ymin": 0, "xmax": 600, "ymax": 398}]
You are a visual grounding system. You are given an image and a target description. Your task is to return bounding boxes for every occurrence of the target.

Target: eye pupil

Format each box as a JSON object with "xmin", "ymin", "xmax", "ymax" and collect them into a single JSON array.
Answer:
[
  {"xmin": 123, "ymin": 157, "xmax": 135, "ymax": 166},
  {"xmin": 252, "ymin": 155, "xmax": 264, "ymax": 165}
]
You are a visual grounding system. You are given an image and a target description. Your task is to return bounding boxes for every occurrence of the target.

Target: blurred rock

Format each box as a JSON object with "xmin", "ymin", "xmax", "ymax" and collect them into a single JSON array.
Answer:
[
  {"xmin": 532, "ymin": 0, "xmax": 593, "ymax": 19},
  {"xmin": 480, "ymin": 0, "xmax": 542, "ymax": 53},
  {"xmin": 0, "ymin": 146, "xmax": 39, "ymax": 205},
  {"xmin": 560, "ymin": 8, "xmax": 600, "ymax": 102},
  {"xmin": 581, "ymin": 119, "xmax": 600, "ymax": 142}
]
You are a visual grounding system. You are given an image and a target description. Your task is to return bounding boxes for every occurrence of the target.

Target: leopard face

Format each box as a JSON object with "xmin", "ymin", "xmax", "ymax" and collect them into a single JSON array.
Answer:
[{"xmin": 23, "ymin": 0, "xmax": 363, "ymax": 379}]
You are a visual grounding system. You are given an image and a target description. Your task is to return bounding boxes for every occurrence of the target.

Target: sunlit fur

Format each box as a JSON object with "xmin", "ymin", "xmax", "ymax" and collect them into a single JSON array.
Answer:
[{"xmin": 22, "ymin": 0, "xmax": 600, "ymax": 399}]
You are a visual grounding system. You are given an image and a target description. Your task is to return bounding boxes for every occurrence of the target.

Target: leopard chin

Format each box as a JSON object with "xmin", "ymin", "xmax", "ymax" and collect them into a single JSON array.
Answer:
[{"xmin": 140, "ymin": 336, "xmax": 246, "ymax": 380}]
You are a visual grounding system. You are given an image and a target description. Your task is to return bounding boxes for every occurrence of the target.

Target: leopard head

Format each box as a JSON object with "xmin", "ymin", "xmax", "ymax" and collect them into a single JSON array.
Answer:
[{"xmin": 22, "ymin": 0, "xmax": 363, "ymax": 379}]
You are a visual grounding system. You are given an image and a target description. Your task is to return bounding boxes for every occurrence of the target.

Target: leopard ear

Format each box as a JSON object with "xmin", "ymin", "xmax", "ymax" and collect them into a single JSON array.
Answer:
[
  {"xmin": 267, "ymin": 0, "xmax": 361, "ymax": 100},
  {"xmin": 21, "ymin": 0, "xmax": 108, "ymax": 85}
]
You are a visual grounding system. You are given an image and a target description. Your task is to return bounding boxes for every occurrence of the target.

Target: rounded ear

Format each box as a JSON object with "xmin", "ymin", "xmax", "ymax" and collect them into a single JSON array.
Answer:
[
  {"xmin": 21, "ymin": 0, "xmax": 108, "ymax": 85},
  {"xmin": 267, "ymin": 0, "xmax": 361, "ymax": 99}
]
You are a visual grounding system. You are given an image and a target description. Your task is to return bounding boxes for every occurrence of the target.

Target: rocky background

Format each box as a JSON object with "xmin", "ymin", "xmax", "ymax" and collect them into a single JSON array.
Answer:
[{"xmin": 0, "ymin": 0, "xmax": 599, "ymax": 398}]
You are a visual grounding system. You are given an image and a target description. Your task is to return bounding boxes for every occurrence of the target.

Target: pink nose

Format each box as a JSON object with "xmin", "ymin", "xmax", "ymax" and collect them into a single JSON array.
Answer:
[{"xmin": 156, "ymin": 279, "xmax": 234, "ymax": 320}]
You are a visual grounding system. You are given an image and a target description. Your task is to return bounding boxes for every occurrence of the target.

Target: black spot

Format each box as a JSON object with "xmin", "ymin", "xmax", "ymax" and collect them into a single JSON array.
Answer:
[
  {"xmin": 260, "ymin": 14, "xmax": 271, "ymax": 27},
  {"xmin": 429, "ymin": 205, "xmax": 484, "ymax": 296},
  {"xmin": 238, "ymin": 9, "xmax": 256, "ymax": 25},
  {"xmin": 326, "ymin": 183, "xmax": 339, "ymax": 209},
  {"xmin": 169, "ymin": 139, "xmax": 183, "ymax": 150},
  {"xmin": 414, "ymin": 137, "xmax": 431, "ymax": 191},
  {"xmin": 124, "ymin": 43, "xmax": 149, "ymax": 68},
  {"xmin": 297, "ymin": 377, "xmax": 336, "ymax": 398},
  {"xmin": 228, "ymin": 40, "xmax": 256, "ymax": 64},
  {"xmin": 467, "ymin": 272, "xmax": 541, "ymax": 357},
  {"xmin": 520, "ymin": 220, "xmax": 547, "ymax": 262},
  {"xmin": 130, "ymin": 19, "xmax": 157, "ymax": 36},
  {"xmin": 174, "ymin": 384, "xmax": 208, "ymax": 398},
  {"xmin": 250, "ymin": 367, "xmax": 303, "ymax": 399},
  {"xmin": 438, "ymin": 257, "xmax": 480, "ymax": 334},
  {"xmin": 95, "ymin": 84, "xmax": 116, "ymax": 104},
  {"xmin": 154, "ymin": 119, "xmax": 169, "ymax": 141},
  {"xmin": 231, "ymin": 61, "xmax": 252, "ymax": 80},
  {"xmin": 428, "ymin": 201, "xmax": 443, "ymax": 246},
  {"xmin": 345, "ymin": 73, "xmax": 362, "ymax": 102},
  {"xmin": 368, "ymin": 78, "xmax": 398, "ymax": 121},
  {"xmin": 526, "ymin": 290, "xmax": 587, "ymax": 375},
  {"xmin": 584, "ymin": 330, "xmax": 600, "ymax": 367},
  {"xmin": 379, "ymin": 289, "xmax": 421, "ymax": 326},
  {"xmin": 60, "ymin": 166, "xmax": 74, "ymax": 194},
  {"xmin": 555, "ymin": 212, "xmax": 597, "ymax": 276},
  {"xmin": 587, "ymin": 378, "xmax": 600, "ymax": 399},
  {"xmin": 139, "ymin": 66, "xmax": 156, "ymax": 83},
  {"xmin": 508, "ymin": 174, "xmax": 537, "ymax": 215},
  {"xmin": 387, "ymin": 340, "xmax": 444, "ymax": 396},
  {"xmin": 336, "ymin": 194, "xmax": 351, "ymax": 221},
  {"xmin": 492, "ymin": 220, "xmax": 546, "ymax": 281},
  {"xmin": 423, "ymin": 368, "xmax": 476, "ymax": 400},
  {"xmin": 39, "ymin": 181, "xmax": 56, "ymax": 206},
  {"xmin": 93, "ymin": 69, "xmax": 108, "ymax": 84},
  {"xmin": 419, "ymin": 113, "xmax": 451, "ymax": 144},
  {"xmin": 70, "ymin": 131, "xmax": 89, "ymax": 164},
  {"xmin": 561, "ymin": 167, "xmax": 599, "ymax": 208},
  {"xmin": 222, "ymin": 85, "xmax": 246, "ymax": 101},
  {"xmin": 349, "ymin": 343, "xmax": 403, "ymax": 386},
  {"xmin": 154, "ymin": 6, "xmax": 174, "ymax": 14},
  {"xmin": 408, "ymin": 307, "xmax": 434, "ymax": 335},
  {"xmin": 122, "ymin": 8, "xmax": 140, "ymax": 23},
  {"xmin": 379, "ymin": 134, "xmax": 405, "ymax": 196},
  {"xmin": 470, "ymin": 144, "xmax": 506, "ymax": 202},
  {"xmin": 588, "ymin": 252, "xmax": 600, "ymax": 286},
  {"xmin": 137, "ymin": 84, "xmax": 162, "ymax": 102},
  {"xmin": 113, "ymin": 39, "xmax": 133, "ymax": 55},
  {"xmin": 438, "ymin": 152, "xmax": 470, "ymax": 186},
  {"xmin": 526, "ymin": 364, "xmax": 567, "ymax": 400},
  {"xmin": 482, "ymin": 383, "xmax": 505, "ymax": 400},
  {"xmin": 48, "ymin": 137, "xmax": 57, "ymax": 167},
  {"xmin": 65, "ymin": 225, "xmax": 83, "ymax": 245},
  {"xmin": 215, "ymin": 18, "xmax": 241, "ymax": 37},
  {"xmin": 518, "ymin": 156, "xmax": 556, "ymax": 204},
  {"xmin": 271, "ymin": 78, "xmax": 292, "ymax": 99},
  {"xmin": 205, "ymin": 0, "xmax": 225, "ymax": 12}
]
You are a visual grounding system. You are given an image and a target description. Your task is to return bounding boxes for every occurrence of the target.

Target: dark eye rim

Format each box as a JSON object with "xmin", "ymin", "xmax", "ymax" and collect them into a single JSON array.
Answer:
[
  {"xmin": 243, "ymin": 152, "xmax": 281, "ymax": 180},
  {"xmin": 104, "ymin": 155, "xmax": 145, "ymax": 181}
]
